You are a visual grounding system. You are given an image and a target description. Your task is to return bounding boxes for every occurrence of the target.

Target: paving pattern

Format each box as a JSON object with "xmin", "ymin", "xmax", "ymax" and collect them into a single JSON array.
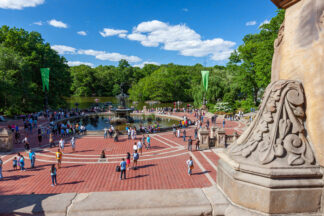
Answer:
[{"xmin": 0, "ymin": 112, "xmax": 244, "ymax": 196}]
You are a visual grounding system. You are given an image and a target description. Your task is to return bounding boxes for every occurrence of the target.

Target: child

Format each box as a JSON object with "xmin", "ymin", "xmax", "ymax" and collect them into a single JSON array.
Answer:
[
  {"xmin": 50, "ymin": 164, "xmax": 57, "ymax": 186},
  {"xmin": 13, "ymin": 157, "xmax": 18, "ymax": 170}
]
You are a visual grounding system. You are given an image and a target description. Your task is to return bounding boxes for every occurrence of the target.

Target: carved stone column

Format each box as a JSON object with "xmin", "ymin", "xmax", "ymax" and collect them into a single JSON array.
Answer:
[
  {"xmin": 217, "ymin": 80, "xmax": 323, "ymax": 214},
  {"xmin": 210, "ymin": 126, "xmax": 217, "ymax": 139},
  {"xmin": 199, "ymin": 128, "xmax": 210, "ymax": 150},
  {"xmin": 216, "ymin": 128, "xmax": 226, "ymax": 148}
]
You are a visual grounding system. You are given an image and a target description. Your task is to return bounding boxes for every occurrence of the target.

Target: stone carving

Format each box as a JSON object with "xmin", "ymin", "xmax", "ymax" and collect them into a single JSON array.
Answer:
[
  {"xmin": 274, "ymin": 21, "xmax": 285, "ymax": 48},
  {"xmin": 228, "ymin": 80, "xmax": 315, "ymax": 166},
  {"xmin": 320, "ymin": 10, "xmax": 324, "ymax": 26}
]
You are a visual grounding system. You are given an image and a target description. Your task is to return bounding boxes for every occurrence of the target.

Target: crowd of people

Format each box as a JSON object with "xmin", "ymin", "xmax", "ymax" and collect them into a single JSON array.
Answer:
[{"xmin": 0, "ymin": 104, "xmax": 245, "ymax": 185}]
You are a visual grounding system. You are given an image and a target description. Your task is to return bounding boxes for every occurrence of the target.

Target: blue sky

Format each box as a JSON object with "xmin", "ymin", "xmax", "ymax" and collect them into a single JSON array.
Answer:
[{"xmin": 0, "ymin": 0, "xmax": 278, "ymax": 67}]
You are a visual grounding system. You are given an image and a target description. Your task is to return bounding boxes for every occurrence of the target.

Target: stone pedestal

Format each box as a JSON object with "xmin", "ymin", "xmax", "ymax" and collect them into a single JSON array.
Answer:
[
  {"xmin": 217, "ymin": 155, "xmax": 323, "ymax": 214},
  {"xmin": 217, "ymin": 80, "xmax": 323, "ymax": 215},
  {"xmin": 216, "ymin": 128, "xmax": 226, "ymax": 148},
  {"xmin": 199, "ymin": 128, "xmax": 210, "ymax": 150},
  {"xmin": 210, "ymin": 126, "xmax": 217, "ymax": 139},
  {"xmin": 0, "ymin": 128, "xmax": 13, "ymax": 152}
]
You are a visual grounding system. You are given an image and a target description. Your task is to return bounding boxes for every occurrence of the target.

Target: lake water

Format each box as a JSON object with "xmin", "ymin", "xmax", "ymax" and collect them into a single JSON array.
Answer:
[
  {"xmin": 66, "ymin": 114, "xmax": 179, "ymax": 131},
  {"xmin": 65, "ymin": 96, "xmax": 193, "ymax": 110}
]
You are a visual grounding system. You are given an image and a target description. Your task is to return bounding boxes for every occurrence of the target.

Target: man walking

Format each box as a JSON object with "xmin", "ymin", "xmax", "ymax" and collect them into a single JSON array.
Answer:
[
  {"xmin": 146, "ymin": 135, "xmax": 151, "ymax": 150},
  {"xmin": 187, "ymin": 137, "xmax": 192, "ymax": 151},
  {"xmin": 120, "ymin": 158, "xmax": 126, "ymax": 180},
  {"xmin": 59, "ymin": 138, "xmax": 65, "ymax": 151},
  {"xmin": 183, "ymin": 129, "xmax": 186, "ymax": 141},
  {"xmin": 194, "ymin": 128, "xmax": 198, "ymax": 139},
  {"xmin": 29, "ymin": 149, "xmax": 36, "ymax": 168},
  {"xmin": 56, "ymin": 149, "xmax": 62, "ymax": 169}
]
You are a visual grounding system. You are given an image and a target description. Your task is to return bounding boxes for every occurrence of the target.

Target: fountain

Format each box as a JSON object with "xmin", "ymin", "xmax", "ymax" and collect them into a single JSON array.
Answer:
[{"xmin": 110, "ymin": 85, "xmax": 134, "ymax": 124}]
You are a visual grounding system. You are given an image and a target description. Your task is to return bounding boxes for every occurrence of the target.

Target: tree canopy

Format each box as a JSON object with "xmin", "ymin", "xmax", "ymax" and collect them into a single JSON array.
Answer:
[{"xmin": 0, "ymin": 10, "xmax": 284, "ymax": 115}]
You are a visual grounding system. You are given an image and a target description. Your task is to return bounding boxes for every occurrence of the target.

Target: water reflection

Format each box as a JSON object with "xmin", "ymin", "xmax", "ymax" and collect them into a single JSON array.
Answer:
[{"xmin": 65, "ymin": 115, "xmax": 179, "ymax": 131}]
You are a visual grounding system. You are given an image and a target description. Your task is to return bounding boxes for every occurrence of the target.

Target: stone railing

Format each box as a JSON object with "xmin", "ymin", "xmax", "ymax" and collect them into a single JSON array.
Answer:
[{"xmin": 198, "ymin": 126, "xmax": 239, "ymax": 149}]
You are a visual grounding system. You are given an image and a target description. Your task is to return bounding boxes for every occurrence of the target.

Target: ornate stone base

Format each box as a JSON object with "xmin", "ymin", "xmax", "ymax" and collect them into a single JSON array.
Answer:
[
  {"xmin": 217, "ymin": 80, "xmax": 324, "ymax": 215},
  {"xmin": 217, "ymin": 154, "xmax": 323, "ymax": 214}
]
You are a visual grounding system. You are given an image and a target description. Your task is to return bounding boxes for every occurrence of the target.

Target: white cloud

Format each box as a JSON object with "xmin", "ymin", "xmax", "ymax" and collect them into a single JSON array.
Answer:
[
  {"xmin": 51, "ymin": 45, "xmax": 76, "ymax": 55},
  {"xmin": 53, "ymin": 44, "xmax": 142, "ymax": 63},
  {"xmin": 259, "ymin": 19, "xmax": 270, "ymax": 28},
  {"xmin": 182, "ymin": 8, "xmax": 189, "ymax": 12},
  {"xmin": 0, "ymin": 0, "xmax": 44, "ymax": 10},
  {"xmin": 99, "ymin": 28, "xmax": 128, "ymax": 38},
  {"xmin": 77, "ymin": 49, "xmax": 141, "ymax": 62},
  {"xmin": 48, "ymin": 19, "xmax": 68, "ymax": 28},
  {"xmin": 246, "ymin": 21, "xmax": 257, "ymax": 26},
  {"xmin": 68, "ymin": 61, "xmax": 94, "ymax": 67},
  {"xmin": 77, "ymin": 31, "xmax": 87, "ymax": 36},
  {"xmin": 134, "ymin": 61, "xmax": 160, "ymax": 68},
  {"xmin": 33, "ymin": 21, "xmax": 43, "ymax": 26},
  {"xmin": 125, "ymin": 20, "xmax": 235, "ymax": 61}
]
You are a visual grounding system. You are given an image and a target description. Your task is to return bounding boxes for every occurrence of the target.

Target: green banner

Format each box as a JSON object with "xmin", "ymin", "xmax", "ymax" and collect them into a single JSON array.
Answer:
[
  {"xmin": 40, "ymin": 68, "xmax": 50, "ymax": 92},
  {"xmin": 201, "ymin": 70, "xmax": 209, "ymax": 92}
]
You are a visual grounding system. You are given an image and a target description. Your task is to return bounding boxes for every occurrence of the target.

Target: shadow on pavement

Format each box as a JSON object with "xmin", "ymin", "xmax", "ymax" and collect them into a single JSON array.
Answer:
[
  {"xmin": 2, "ymin": 175, "xmax": 32, "ymax": 181},
  {"xmin": 136, "ymin": 164, "xmax": 156, "ymax": 169},
  {"xmin": 58, "ymin": 180, "xmax": 84, "ymax": 186},
  {"xmin": 126, "ymin": 174, "xmax": 149, "ymax": 179},
  {"xmin": 0, "ymin": 193, "xmax": 57, "ymax": 216},
  {"xmin": 193, "ymin": 170, "xmax": 211, "ymax": 175}
]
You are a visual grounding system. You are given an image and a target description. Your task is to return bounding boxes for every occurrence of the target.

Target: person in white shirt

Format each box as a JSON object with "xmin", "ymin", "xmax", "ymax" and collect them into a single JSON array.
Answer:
[
  {"xmin": 133, "ymin": 143, "xmax": 138, "ymax": 151},
  {"xmin": 59, "ymin": 138, "xmax": 65, "ymax": 151},
  {"xmin": 137, "ymin": 141, "xmax": 143, "ymax": 155}
]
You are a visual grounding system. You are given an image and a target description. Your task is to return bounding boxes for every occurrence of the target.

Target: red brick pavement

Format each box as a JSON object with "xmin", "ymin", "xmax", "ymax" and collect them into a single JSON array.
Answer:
[{"xmin": 0, "ymin": 112, "xmax": 246, "ymax": 196}]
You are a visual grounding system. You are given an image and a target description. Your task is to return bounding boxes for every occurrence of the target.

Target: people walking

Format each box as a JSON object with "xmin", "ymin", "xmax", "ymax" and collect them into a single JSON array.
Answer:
[
  {"xmin": 195, "ymin": 139, "xmax": 200, "ymax": 151},
  {"xmin": 126, "ymin": 152, "xmax": 131, "ymax": 170},
  {"xmin": 120, "ymin": 158, "xmax": 126, "ymax": 180},
  {"xmin": 56, "ymin": 149, "xmax": 62, "ymax": 169},
  {"xmin": 177, "ymin": 128, "xmax": 180, "ymax": 138},
  {"xmin": 133, "ymin": 142, "xmax": 138, "ymax": 152},
  {"xmin": 194, "ymin": 128, "xmax": 198, "ymax": 139},
  {"xmin": 187, "ymin": 137, "xmax": 192, "ymax": 151},
  {"xmin": 50, "ymin": 164, "xmax": 57, "ymax": 186},
  {"xmin": 142, "ymin": 135, "xmax": 147, "ymax": 149},
  {"xmin": 133, "ymin": 150, "xmax": 139, "ymax": 169},
  {"xmin": 183, "ymin": 129, "xmax": 186, "ymax": 141},
  {"xmin": 186, "ymin": 156, "xmax": 194, "ymax": 176},
  {"xmin": 59, "ymin": 138, "xmax": 65, "ymax": 151},
  {"xmin": 19, "ymin": 155, "xmax": 25, "ymax": 171},
  {"xmin": 49, "ymin": 133, "xmax": 55, "ymax": 148},
  {"xmin": 38, "ymin": 128, "xmax": 42, "ymax": 145},
  {"xmin": 13, "ymin": 157, "xmax": 18, "ymax": 170},
  {"xmin": 146, "ymin": 135, "xmax": 151, "ymax": 150},
  {"xmin": 71, "ymin": 137, "xmax": 75, "ymax": 152},
  {"xmin": 137, "ymin": 140, "xmax": 143, "ymax": 155},
  {"xmin": 104, "ymin": 128, "xmax": 108, "ymax": 139},
  {"xmin": 29, "ymin": 149, "xmax": 36, "ymax": 168}
]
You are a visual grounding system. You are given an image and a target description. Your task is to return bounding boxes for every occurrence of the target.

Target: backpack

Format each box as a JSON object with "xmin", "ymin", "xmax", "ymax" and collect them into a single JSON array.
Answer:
[
  {"xmin": 134, "ymin": 153, "xmax": 139, "ymax": 160},
  {"xmin": 116, "ymin": 165, "xmax": 121, "ymax": 172}
]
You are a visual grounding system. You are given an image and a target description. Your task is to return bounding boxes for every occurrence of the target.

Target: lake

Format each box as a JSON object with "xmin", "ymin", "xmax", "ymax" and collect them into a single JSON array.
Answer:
[{"xmin": 65, "ymin": 96, "xmax": 193, "ymax": 110}]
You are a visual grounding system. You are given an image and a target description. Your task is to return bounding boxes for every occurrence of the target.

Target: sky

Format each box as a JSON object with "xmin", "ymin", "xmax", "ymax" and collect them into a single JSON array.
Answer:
[{"xmin": 0, "ymin": 0, "xmax": 278, "ymax": 68}]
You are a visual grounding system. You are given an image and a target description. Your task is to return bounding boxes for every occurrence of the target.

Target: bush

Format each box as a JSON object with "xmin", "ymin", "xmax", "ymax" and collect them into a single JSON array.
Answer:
[{"xmin": 235, "ymin": 98, "xmax": 257, "ymax": 113}]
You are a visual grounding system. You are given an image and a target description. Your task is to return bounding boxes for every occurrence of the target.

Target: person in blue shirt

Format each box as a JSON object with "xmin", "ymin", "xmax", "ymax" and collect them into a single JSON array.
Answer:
[
  {"xmin": 29, "ymin": 150, "xmax": 36, "ymax": 168},
  {"xmin": 120, "ymin": 158, "xmax": 127, "ymax": 180},
  {"xmin": 146, "ymin": 135, "xmax": 151, "ymax": 150}
]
